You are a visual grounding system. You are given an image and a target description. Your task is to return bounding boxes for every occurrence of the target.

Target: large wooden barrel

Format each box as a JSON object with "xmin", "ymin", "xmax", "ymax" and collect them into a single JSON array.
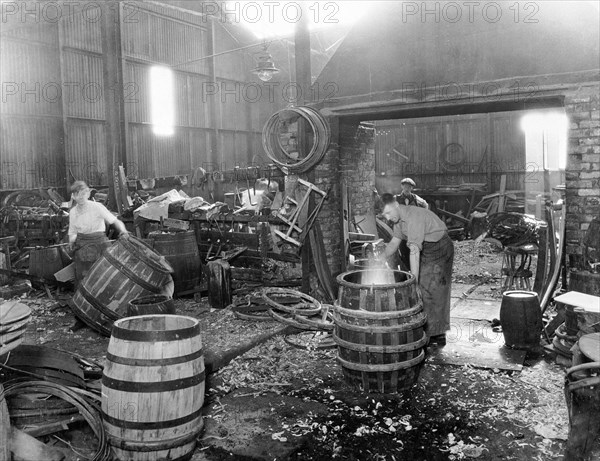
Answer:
[
  {"xmin": 148, "ymin": 230, "xmax": 201, "ymax": 296},
  {"xmin": 102, "ymin": 315, "xmax": 205, "ymax": 461},
  {"xmin": 499, "ymin": 290, "xmax": 543, "ymax": 350},
  {"xmin": 71, "ymin": 235, "xmax": 174, "ymax": 336},
  {"xmin": 334, "ymin": 269, "xmax": 427, "ymax": 393}
]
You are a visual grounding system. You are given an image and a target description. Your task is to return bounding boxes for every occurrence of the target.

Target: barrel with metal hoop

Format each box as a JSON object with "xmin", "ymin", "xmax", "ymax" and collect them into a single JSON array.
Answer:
[
  {"xmin": 333, "ymin": 269, "xmax": 427, "ymax": 393},
  {"xmin": 71, "ymin": 235, "xmax": 174, "ymax": 336},
  {"xmin": 127, "ymin": 294, "xmax": 176, "ymax": 317},
  {"xmin": 102, "ymin": 315, "xmax": 205, "ymax": 461},
  {"xmin": 146, "ymin": 230, "xmax": 201, "ymax": 296}
]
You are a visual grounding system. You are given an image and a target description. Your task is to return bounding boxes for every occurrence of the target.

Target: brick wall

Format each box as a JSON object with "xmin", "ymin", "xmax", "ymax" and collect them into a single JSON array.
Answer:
[
  {"xmin": 565, "ymin": 84, "xmax": 600, "ymax": 269},
  {"xmin": 339, "ymin": 121, "xmax": 377, "ymax": 225},
  {"xmin": 311, "ymin": 141, "xmax": 342, "ymax": 276},
  {"xmin": 307, "ymin": 118, "xmax": 377, "ymax": 279}
]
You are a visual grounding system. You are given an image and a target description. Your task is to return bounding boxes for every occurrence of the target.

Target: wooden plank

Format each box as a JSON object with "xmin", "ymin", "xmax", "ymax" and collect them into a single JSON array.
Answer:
[
  {"xmin": 533, "ymin": 222, "xmax": 548, "ymax": 297},
  {"xmin": 23, "ymin": 415, "xmax": 86, "ymax": 438},
  {"xmin": 497, "ymin": 174, "xmax": 507, "ymax": 212},
  {"xmin": 0, "ymin": 384, "xmax": 9, "ymax": 461},
  {"xmin": 162, "ymin": 217, "xmax": 190, "ymax": 230},
  {"xmin": 198, "ymin": 230, "xmax": 259, "ymax": 248},
  {"xmin": 341, "ymin": 181, "xmax": 350, "ymax": 271},
  {"xmin": 436, "ymin": 208, "xmax": 471, "ymax": 224},
  {"xmin": 112, "ymin": 158, "xmax": 123, "ymax": 215},
  {"xmin": 309, "ymin": 221, "xmax": 336, "ymax": 303},
  {"xmin": 118, "ymin": 165, "xmax": 132, "ymax": 208}
]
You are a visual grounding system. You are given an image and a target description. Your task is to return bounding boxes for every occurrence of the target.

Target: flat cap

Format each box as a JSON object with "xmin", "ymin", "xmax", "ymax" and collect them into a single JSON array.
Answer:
[{"xmin": 400, "ymin": 178, "xmax": 416, "ymax": 187}]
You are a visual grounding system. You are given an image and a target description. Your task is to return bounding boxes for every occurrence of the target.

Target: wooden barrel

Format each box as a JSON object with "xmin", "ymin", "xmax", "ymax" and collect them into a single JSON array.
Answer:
[
  {"xmin": 128, "ymin": 295, "xmax": 176, "ymax": 317},
  {"xmin": 570, "ymin": 270, "xmax": 600, "ymax": 296},
  {"xmin": 334, "ymin": 269, "xmax": 427, "ymax": 393},
  {"xmin": 564, "ymin": 361, "xmax": 600, "ymax": 460},
  {"xmin": 71, "ymin": 236, "xmax": 174, "ymax": 336},
  {"xmin": 148, "ymin": 230, "xmax": 201, "ymax": 296},
  {"xmin": 1, "ymin": 383, "xmax": 10, "ymax": 460},
  {"xmin": 29, "ymin": 244, "xmax": 71, "ymax": 284},
  {"xmin": 499, "ymin": 290, "xmax": 542, "ymax": 350},
  {"xmin": 207, "ymin": 259, "xmax": 231, "ymax": 309},
  {"xmin": 102, "ymin": 315, "xmax": 205, "ymax": 461}
]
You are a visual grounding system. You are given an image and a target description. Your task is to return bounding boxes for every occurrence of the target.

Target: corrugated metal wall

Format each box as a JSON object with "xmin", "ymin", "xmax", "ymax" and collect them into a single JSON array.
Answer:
[
  {"xmin": 60, "ymin": 3, "xmax": 106, "ymax": 186},
  {"xmin": 0, "ymin": 20, "xmax": 64, "ymax": 189},
  {"xmin": 375, "ymin": 111, "xmax": 526, "ymax": 192},
  {"xmin": 1, "ymin": 1, "xmax": 282, "ymax": 191},
  {"xmin": 122, "ymin": 2, "xmax": 277, "ymax": 179}
]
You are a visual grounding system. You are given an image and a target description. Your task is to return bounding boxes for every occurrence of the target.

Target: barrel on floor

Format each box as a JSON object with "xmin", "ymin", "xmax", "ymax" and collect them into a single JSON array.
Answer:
[
  {"xmin": 102, "ymin": 315, "xmax": 205, "ymax": 461},
  {"xmin": 71, "ymin": 235, "xmax": 174, "ymax": 336},
  {"xmin": 147, "ymin": 230, "xmax": 201, "ymax": 296},
  {"xmin": 334, "ymin": 269, "xmax": 427, "ymax": 393}
]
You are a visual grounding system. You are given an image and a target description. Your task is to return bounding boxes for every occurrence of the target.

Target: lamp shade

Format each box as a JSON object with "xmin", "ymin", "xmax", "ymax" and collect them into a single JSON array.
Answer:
[{"xmin": 252, "ymin": 51, "xmax": 279, "ymax": 82}]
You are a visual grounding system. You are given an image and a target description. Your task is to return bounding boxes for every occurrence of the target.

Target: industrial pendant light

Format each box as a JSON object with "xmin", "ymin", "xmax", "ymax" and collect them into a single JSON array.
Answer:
[{"xmin": 252, "ymin": 45, "xmax": 279, "ymax": 82}]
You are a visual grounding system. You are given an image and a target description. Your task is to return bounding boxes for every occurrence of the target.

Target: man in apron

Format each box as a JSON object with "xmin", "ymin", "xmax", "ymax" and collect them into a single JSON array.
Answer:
[
  {"xmin": 379, "ymin": 193, "xmax": 454, "ymax": 345},
  {"xmin": 68, "ymin": 181, "xmax": 129, "ymax": 284}
]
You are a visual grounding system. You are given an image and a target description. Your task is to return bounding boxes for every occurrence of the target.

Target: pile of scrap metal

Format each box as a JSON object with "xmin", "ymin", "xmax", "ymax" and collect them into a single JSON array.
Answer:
[
  {"xmin": 0, "ymin": 189, "xmax": 73, "ymax": 294},
  {"xmin": 0, "ymin": 343, "xmax": 110, "ymax": 461},
  {"xmin": 0, "ymin": 188, "xmax": 70, "ymax": 248}
]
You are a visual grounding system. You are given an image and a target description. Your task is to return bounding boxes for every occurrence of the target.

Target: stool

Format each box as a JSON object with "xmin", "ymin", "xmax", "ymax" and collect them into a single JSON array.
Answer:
[{"xmin": 501, "ymin": 244, "xmax": 537, "ymax": 291}]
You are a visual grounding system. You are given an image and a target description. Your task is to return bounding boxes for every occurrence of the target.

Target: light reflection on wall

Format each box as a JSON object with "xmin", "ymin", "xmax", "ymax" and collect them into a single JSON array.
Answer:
[{"xmin": 150, "ymin": 66, "xmax": 175, "ymax": 137}]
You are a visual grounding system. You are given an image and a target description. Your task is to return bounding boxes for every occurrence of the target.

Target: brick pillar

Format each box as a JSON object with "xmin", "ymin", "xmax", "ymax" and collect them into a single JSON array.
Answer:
[
  {"xmin": 340, "ymin": 120, "xmax": 377, "ymax": 227},
  {"xmin": 564, "ymin": 85, "xmax": 600, "ymax": 269},
  {"xmin": 314, "ymin": 143, "xmax": 342, "ymax": 276}
]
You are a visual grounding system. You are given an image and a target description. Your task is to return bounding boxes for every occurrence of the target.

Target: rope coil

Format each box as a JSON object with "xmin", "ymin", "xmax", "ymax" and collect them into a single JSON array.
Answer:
[{"xmin": 262, "ymin": 106, "xmax": 331, "ymax": 174}]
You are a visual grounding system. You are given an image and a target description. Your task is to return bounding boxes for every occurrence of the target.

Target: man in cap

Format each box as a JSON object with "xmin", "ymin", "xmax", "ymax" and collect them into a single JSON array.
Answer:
[
  {"xmin": 379, "ymin": 193, "xmax": 454, "ymax": 345},
  {"xmin": 394, "ymin": 178, "xmax": 428, "ymax": 271},
  {"xmin": 396, "ymin": 177, "xmax": 428, "ymax": 209}
]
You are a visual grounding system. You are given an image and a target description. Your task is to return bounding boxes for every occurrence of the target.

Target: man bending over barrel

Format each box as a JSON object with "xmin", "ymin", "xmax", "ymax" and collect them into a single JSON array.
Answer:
[
  {"xmin": 379, "ymin": 193, "xmax": 454, "ymax": 346},
  {"xmin": 68, "ymin": 180, "xmax": 128, "ymax": 284}
]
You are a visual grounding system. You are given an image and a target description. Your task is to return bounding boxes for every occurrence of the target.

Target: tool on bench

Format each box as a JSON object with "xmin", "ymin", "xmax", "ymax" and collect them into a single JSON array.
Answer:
[{"xmin": 275, "ymin": 179, "xmax": 327, "ymax": 246}]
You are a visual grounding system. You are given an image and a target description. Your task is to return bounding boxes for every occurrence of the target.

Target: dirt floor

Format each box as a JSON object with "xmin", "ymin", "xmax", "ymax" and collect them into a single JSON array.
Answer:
[{"xmin": 2, "ymin": 240, "xmax": 600, "ymax": 460}]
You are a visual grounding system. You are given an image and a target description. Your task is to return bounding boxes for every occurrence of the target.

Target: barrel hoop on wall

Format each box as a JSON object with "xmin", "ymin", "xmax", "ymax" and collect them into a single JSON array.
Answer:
[
  {"xmin": 111, "ymin": 322, "xmax": 200, "ymax": 342},
  {"xmin": 102, "ymin": 372, "xmax": 205, "ymax": 393},
  {"xmin": 103, "ymin": 408, "xmax": 203, "ymax": 430},
  {"xmin": 105, "ymin": 349, "xmax": 204, "ymax": 367},
  {"xmin": 107, "ymin": 431, "xmax": 201, "ymax": 451},
  {"xmin": 103, "ymin": 251, "xmax": 162, "ymax": 294},
  {"xmin": 334, "ymin": 302, "xmax": 423, "ymax": 320},
  {"xmin": 338, "ymin": 351, "xmax": 425, "ymax": 372},
  {"xmin": 334, "ymin": 333, "xmax": 428, "ymax": 353},
  {"xmin": 78, "ymin": 285, "xmax": 121, "ymax": 321}
]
